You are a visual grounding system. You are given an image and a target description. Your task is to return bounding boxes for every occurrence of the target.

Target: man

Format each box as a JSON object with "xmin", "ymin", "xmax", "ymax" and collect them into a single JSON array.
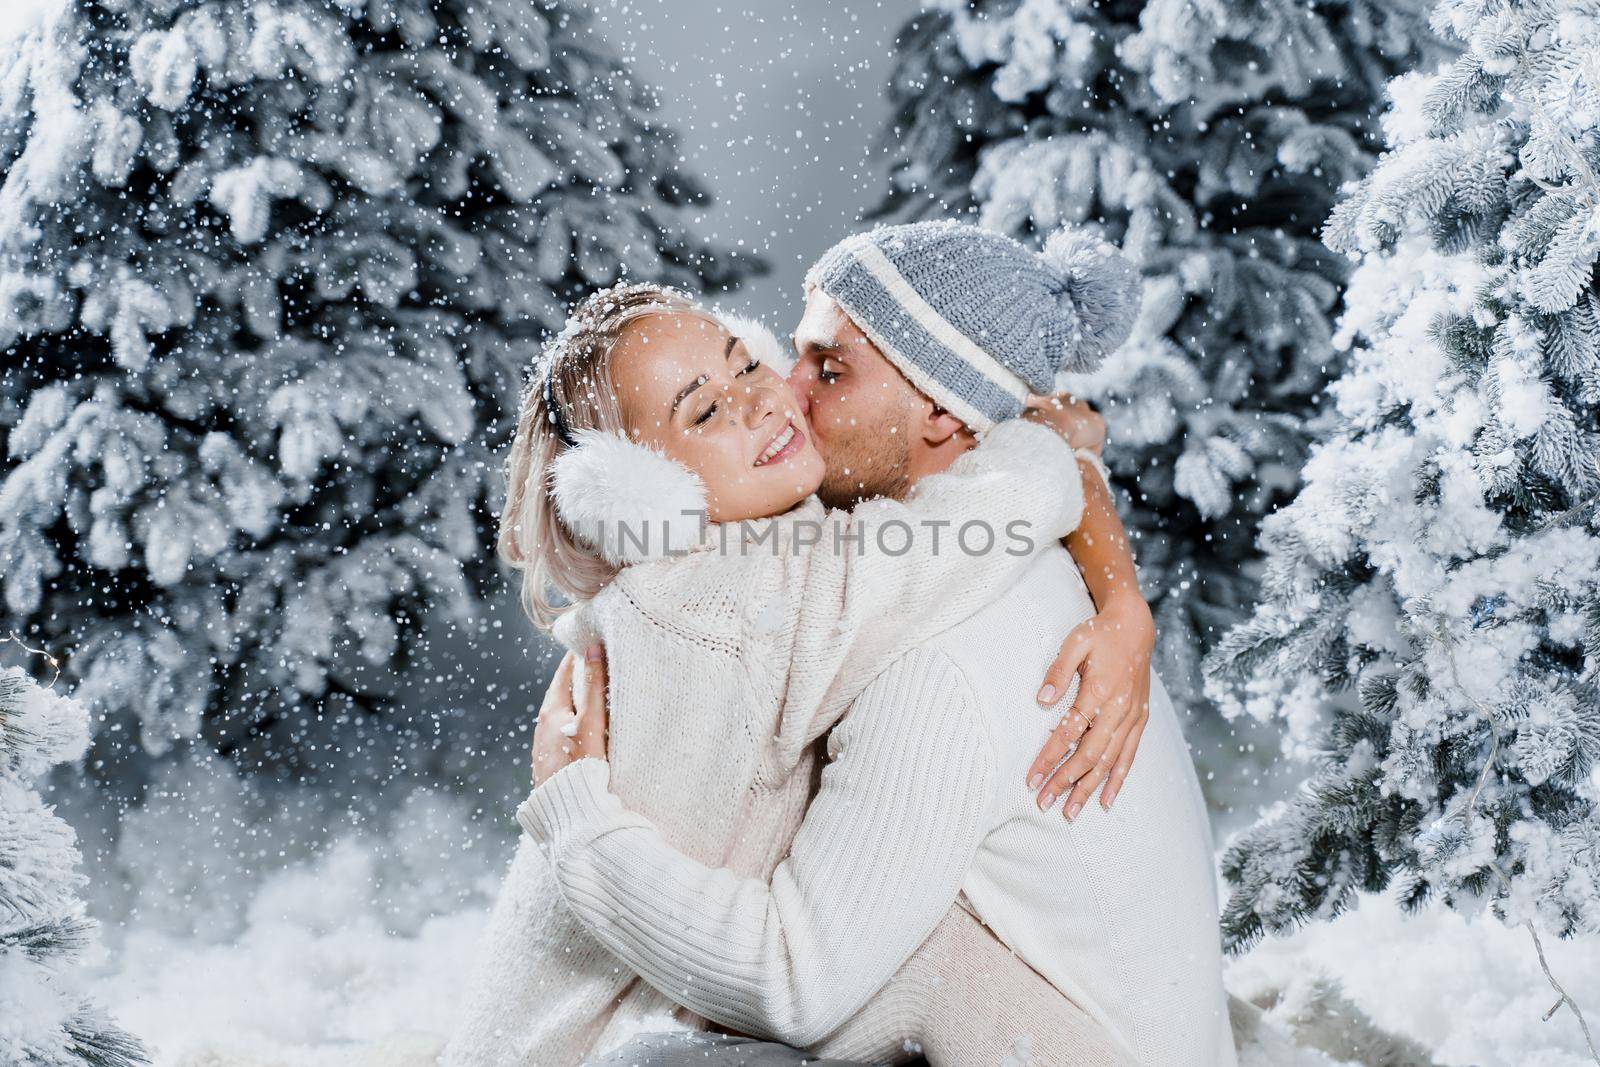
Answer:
[{"xmin": 524, "ymin": 224, "xmax": 1236, "ymax": 1065}]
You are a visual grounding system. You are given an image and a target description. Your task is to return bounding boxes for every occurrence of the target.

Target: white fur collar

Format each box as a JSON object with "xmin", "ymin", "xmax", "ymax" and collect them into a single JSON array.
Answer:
[
  {"xmin": 550, "ymin": 429, "xmax": 710, "ymax": 566},
  {"xmin": 720, "ymin": 311, "xmax": 793, "ymax": 375}
]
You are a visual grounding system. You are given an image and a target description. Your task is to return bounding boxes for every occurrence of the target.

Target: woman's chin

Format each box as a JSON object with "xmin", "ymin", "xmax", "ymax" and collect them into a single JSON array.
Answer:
[
  {"xmin": 705, "ymin": 467, "xmax": 823, "ymax": 523},
  {"xmin": 783, "ymin": 454, "xmax": 826, "ymax": 504}
]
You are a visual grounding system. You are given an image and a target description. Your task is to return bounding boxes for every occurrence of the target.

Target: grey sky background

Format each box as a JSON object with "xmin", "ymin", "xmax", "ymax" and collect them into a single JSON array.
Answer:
[{"xmin": 595, "ymin": 0, "xmax": 926, "ymax": 331}]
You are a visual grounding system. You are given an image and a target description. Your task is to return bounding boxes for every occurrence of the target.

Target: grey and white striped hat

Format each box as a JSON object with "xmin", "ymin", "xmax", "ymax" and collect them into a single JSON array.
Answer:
[{"xmin": 804, "ymin": 220, "xmax": 1142, "ymax": 430}]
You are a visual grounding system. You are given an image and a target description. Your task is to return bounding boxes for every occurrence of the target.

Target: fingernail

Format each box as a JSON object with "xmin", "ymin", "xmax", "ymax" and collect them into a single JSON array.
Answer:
[
  {"xmin": 586, "ymin": 644, "xmax": 602, "ymax": 661},
  {"xmin": 1067, "ymin": 800, "xmax": 1082, "ymax": 821},
  {"xmin": 1040, "ymin": 791, "xmax": 1056, "ymax": 810},
  {"xmin": 1102, "ymin": 791, "xmax": 1116, "ymax": 810},
  {"xmin": 1027, "ymin": 772, "xmax": 1044, "ymax": 791},
  {"xmin": 1037, "ymin": 684, "xmax": 1056, "ymax": 705}
]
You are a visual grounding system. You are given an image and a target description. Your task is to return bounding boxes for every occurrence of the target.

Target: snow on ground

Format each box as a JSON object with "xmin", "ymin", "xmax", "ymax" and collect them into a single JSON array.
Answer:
[
  {"xmin": 77, "ymin": 756, "xmax": 512, "ymax": 1067},
  {"xmin": 102, "ymin": 893, "xmax": 478, "ymax": 1067},
  {"xmin": 1234, "ymin": 894, "xmax": 1600, "ymax": 1067},
  {"xmin": 84, "ymin": 780, "xmax": 1600, "ymax": 1067}
]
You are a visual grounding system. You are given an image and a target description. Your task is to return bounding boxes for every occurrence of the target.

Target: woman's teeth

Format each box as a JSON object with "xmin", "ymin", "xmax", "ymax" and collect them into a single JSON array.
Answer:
[{"xmin": 755, "ymin": 423, "xmax": 796, "ymax": 466}]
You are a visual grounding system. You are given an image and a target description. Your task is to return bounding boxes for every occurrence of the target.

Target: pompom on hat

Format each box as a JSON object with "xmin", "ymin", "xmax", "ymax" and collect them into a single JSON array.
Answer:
[{"xmin": 804, "ymin": 220, "xmax": 1142, "ymax": 431}]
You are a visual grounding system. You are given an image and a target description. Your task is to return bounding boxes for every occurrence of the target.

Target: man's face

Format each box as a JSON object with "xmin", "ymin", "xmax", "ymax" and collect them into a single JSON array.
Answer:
[{"xmin": 788, "ymin": 288, "xmax": 922, "ymax": 509}]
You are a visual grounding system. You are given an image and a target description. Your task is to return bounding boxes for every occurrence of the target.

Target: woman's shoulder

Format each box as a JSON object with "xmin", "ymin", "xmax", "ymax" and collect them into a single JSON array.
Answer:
[
  {"xmin": 604, "ymin": 497, "xmax": 826, "ymax": 655},
  {"xmin": 605, "ymin": 540, "xmax": 775, "ymax": 659}
]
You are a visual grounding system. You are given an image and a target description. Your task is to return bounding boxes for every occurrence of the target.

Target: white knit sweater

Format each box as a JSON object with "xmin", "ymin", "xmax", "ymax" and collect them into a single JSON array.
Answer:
[
  {"xmin": 441, "ymin": 419, "xmax": 1086, "ymax": 1067},
  {"xmin": 520, "ymin": 548, "xmax": 1238, "ymax": 1067}
]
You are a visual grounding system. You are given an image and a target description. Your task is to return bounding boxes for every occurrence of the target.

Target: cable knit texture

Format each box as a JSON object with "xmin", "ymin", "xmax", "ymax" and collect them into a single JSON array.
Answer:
[
  {"xmin": 804, "ymin": 220, "xmax": 1141, "ymax": 430},
  {"xmin": 520, "ymin": 547, "xmax": 1238, "ymax": 1067},
  {"xmin": 441, "ymin": 419, "xmax": 1087, "ymax": 1067}
]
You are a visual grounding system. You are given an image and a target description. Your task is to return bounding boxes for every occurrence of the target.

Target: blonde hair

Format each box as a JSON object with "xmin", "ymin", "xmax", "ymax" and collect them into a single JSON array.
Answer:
[{"xmin": 498, "ymin": 282, "xmax": 719, "ymax": 631}]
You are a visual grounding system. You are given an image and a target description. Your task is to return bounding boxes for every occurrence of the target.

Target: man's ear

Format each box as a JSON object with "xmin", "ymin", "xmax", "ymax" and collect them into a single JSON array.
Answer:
[{"xmin": 920, "ymin": 403, "xmax": 968, "ymax": 447}]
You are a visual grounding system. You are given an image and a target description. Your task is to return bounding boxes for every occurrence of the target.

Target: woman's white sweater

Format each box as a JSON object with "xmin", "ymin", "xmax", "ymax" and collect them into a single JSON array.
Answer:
[{"xmin": 441, "ymin": 419, "xmax": 1087, "ymax": 1067}]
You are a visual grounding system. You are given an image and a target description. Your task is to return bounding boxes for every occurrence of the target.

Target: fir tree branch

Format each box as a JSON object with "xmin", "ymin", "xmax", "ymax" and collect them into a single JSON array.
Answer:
[
  {"xmin": 1463, "ymin": 730, "xmax": 1499, "ymax": 819},
  {"xmin": 1445, "ymin": 646, "xmax": 1600, "ymax": 1064},
  {"xmin": 1533, "ymin": 111, "xmax": 1600, "ymax": 201},
  {"xmin": 1520, "ymin": 903, "xmax": 1600, "ymax": 1064},
  {"xmin": 0, "ymin": 632, "xmax": 61, "ymax": 687}
]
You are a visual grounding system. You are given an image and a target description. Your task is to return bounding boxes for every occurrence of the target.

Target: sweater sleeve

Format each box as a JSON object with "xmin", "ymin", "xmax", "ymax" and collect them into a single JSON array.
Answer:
[
  {"xmin": 762, "ymin": 417, "xmax": 1083, "ymax": 770},
  {"xmin": 518, "ymin": 650, "xmax": 995, "ymax": 1047},
  {"xmin": 1073, "ymin": 447, "xmax": 1112, "ymax": 492}
]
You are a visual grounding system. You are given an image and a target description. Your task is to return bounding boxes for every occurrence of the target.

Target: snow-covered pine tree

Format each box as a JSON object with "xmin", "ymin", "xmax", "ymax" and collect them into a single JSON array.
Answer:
[
  {"xmin": 0, "ymin": 1, "xmax": 751, "ymax": 771},
  {"xmin": 1207, "ymin": 0, "xmax": 1600, "ymax": 952},
  {"xmin": 0, "ymin": 663, "xmax": 146, "ymax": 1066},
  {"xmin": 875, "ymin": 0, "xmax": 1442, "ymax": 713}
]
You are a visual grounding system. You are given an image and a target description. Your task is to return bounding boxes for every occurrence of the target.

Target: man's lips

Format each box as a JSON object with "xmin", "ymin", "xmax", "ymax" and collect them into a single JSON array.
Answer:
[{"xmin": 754, "ymin": 420, "xmax": 804, "ymax": 467}]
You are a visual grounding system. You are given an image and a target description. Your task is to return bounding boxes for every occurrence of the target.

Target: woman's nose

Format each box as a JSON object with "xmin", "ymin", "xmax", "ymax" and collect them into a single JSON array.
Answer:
[{"xmin": 743, "ymin": 381, "xmax": 782, "ymax": 429}]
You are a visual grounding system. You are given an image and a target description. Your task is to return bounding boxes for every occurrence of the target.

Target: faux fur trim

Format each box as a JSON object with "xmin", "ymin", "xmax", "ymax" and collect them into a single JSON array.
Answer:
[
  {"xmin": 550, "ymin": 429, "xmax": 709, "ymax": 566},
  {"xmin": 720, "ymin": 310, "xmax": 794, "ymax": 375}
]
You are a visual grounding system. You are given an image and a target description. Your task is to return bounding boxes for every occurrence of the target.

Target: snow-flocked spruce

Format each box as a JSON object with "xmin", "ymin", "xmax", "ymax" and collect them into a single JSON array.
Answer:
[
  {"xmin": 873, "ymin": 0, "xmax": 1444, "ymax": 722},
  {"xmin": 0, "ymin": 0, "xmax": 752, "ymax": 768},
  {"xmin": 1206, "ymin": 0, "xmax": 1600, "ymax": 955},
  {"xmin": 0, "ymin": 665, "xmax": 146, "ymax": 1066}
]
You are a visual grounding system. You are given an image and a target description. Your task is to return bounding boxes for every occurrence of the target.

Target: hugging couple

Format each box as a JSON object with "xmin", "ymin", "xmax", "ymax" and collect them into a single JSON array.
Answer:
[{"xmin": 443, "ymin": 221, "xmax": 1237, "ymax": 1067}]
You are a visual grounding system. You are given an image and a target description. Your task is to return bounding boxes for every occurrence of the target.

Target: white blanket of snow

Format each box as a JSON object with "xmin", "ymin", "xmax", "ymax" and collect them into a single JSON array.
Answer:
[
  {"xmin": 99, "ymin": 842, "xmax": 479, "ymax": 1066},
  {"xmin": 86, "ymin": 787, "xmax": 1599, "ymax": 1067},
  {"xmin": 1233, "ymin": 902, "xmax": 1599, "ymax": 1066}
]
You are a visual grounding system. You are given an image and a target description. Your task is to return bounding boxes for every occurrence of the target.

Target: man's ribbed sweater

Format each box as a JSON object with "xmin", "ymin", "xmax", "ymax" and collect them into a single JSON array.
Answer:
[{"xmin": 441, "ymin": 419, "xmax": 1087, "ymax": 1067}]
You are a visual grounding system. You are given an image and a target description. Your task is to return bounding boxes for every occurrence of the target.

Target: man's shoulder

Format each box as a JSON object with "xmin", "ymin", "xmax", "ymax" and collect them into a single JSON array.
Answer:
[
  {"xmin": 846, "ymin": 546, "xmax": 1092, "ymax": 719},
  {"xmin": 921, "ymin": 545, "xmax": 1092, "ymax": 660},
  {"xmin": 844, "ymin": 639, "xmax": 979, "ymax": 729},
  {"xmin": 832, "ymin": 644, "xmax": 986, "ymax": 752},
  {"xmin": 856, "ymin": 642, "xmax": 977, "ymax": 700}
]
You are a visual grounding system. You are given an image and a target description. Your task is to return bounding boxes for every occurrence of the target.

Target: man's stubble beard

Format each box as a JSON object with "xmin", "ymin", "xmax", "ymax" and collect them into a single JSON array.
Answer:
[{"xmin": 813, "ymin": 396, "xmax": 917, "ymax": 511}]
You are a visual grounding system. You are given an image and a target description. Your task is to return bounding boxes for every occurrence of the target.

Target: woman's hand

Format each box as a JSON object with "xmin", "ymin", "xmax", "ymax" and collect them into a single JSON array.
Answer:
[
  {"xmin": 1022, "ymin": 393, "xmax": 1106, "ymax": 454},
  {"xmin": 530, "ymin": 645, "xmax": 609, "ymax": 787},
  {"xmin": 1026, "ymin": 593, "xmax": 1155, "ymax": 818}
]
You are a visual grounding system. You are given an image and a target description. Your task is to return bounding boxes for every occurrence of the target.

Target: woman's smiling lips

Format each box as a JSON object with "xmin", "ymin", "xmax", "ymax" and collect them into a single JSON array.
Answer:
[{"xmin": 754, "ymin": 420, "xmax": 803, "ymax": 467}]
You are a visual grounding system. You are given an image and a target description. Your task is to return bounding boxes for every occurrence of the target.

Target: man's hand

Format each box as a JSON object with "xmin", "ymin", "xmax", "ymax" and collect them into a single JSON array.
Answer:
[
  {"xmin": 1022, "ymin": 393, "xmax": 1105, "ymax": 454},
  {"xmin": 1026, "ymin": 594, "xmax": 1154, "ymax": 818},
  {"xmin": 531, "ymin": 645, "xmax": 609, "ymax": 787}
]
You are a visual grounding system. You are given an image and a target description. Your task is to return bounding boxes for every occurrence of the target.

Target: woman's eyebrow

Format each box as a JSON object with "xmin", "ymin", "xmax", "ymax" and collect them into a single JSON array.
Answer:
[
  {"xmin": 671, "ymin": 337, "xmax": 739, "ymax": 414},
  {"xmin": 671, "ymin": 374, "xmax": 709, "ymax": 414}
]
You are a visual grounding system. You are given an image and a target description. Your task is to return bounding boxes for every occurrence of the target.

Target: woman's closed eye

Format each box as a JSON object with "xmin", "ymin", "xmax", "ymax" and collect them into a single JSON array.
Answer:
[{"xmin": 691, "ymin": 359, "xmax": 762, "ymax": 427}]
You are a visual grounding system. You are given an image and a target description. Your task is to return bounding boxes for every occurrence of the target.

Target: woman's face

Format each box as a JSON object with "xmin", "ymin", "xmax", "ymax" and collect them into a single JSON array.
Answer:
[{"xmin": 611, "ymin": 311, "xmax": 824, "ymax": 523}]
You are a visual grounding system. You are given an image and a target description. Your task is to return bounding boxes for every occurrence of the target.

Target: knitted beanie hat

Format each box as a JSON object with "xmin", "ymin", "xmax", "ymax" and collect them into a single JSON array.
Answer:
[{"xmin": 804, "ymin": 220, "xmax": 1142, "ymax": 431}]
